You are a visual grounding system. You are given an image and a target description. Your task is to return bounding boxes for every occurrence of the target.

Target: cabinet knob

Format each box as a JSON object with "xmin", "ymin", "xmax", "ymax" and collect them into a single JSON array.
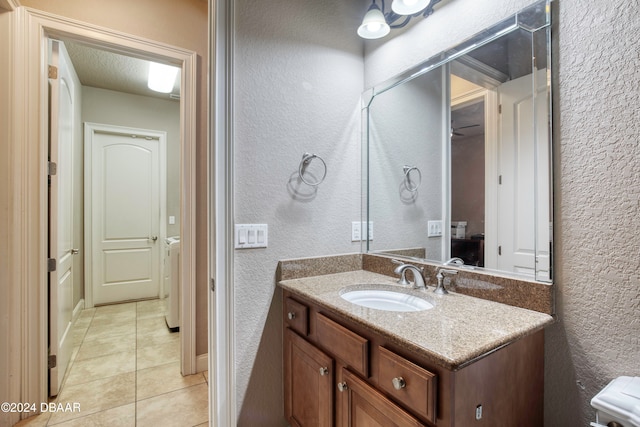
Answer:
[
  {"xmin": 319, "ymin": 367, "xmax": 329, "ymax": 376},
  {"xmin": 392, "ymin": 377, "xmax": 406, "ymax": 390},
  {"xmin": 337, "ymin": 382, "xmax": 348, "ymax": 392},
  {"xmin": 287, "ymin": 312, "xmax": 296, "ymax": 320}
]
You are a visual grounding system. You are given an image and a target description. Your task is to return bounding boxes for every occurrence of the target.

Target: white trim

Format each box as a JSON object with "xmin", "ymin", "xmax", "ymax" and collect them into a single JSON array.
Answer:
[
  {"xmin": 2, "ymin": 9, "xmax": 28, "ymax": 425},
  {"xmin": 442, "ymin": 64, "xmax": 452, "ymax": 260},
  {"xmin": 196, "ymin": 353, "xmax": 209, "ymax": 373},
  {"xmin": 83, "ymin": 122, "xmax": 167, "ymax": 307},
  {"xmin": 16, "ymin": 8, "xmax": 200, "ymax": 414},
  {"xmin": 483, "ymin": 90, "xmax": 499, "ymax": 270},
  {"xmin": 210, "ymin": 0, "xmax": 236, "ymax": 426},
  {"xmin": 72, "ymin": 299, "xmax": 85, "ymax": 322}
]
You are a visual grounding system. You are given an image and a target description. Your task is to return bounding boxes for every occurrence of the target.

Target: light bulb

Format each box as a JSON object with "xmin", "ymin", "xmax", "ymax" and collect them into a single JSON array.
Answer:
[
  {"xmin": 366, "ymin": 22, "xmax": 382, "ymax": 32},
  {"xmin": 391, "ymin": 0, "xmax": 430, "ymax": 15},
  {"xmin": 358, "ymin": 3, "xmax": 390, "ymax": 39},
  {"xmin": 148, "ymin": 62, "xmax": 179, "ymax": 93}
]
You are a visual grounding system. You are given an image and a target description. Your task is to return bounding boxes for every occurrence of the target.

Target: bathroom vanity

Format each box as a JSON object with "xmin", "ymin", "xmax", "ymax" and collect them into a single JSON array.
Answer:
[{"xmin": 279, "ymin": 269, "xmax": 552, "ymax": 427}]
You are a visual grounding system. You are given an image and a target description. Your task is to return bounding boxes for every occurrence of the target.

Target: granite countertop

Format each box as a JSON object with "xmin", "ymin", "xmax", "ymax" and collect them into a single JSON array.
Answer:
[{"xmin": 278, "ymin": 270, "xmax": 554, "ymax": 371}]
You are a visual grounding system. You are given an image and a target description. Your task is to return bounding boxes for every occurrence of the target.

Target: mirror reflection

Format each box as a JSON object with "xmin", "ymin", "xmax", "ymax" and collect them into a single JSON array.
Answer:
[{"xmin": 364, "ymin": 0, "xmax": 552, "ymax": 282}]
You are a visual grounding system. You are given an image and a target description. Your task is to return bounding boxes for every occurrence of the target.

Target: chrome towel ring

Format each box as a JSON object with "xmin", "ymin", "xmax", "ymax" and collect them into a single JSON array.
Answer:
[
  {"xmin": 299, "ymin": 153, "xmax": 327, "ymax": 186},
  {"xmin": 403, "ymin": 165, "xmax": 422, "ymax": 192}
]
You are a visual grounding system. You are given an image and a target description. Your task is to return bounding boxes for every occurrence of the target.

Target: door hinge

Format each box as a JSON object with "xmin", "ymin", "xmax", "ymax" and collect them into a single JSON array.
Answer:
[
  {"xmin": 210, "ymin": 278, "xmax": 215, "ymax": 292},
  {"xmin": 498, "ymin": 104, "xmax": 502, "ymax": 114},
  {"xmin": 48, "ymin": 161, "xmax": 57, "ymax": 176},
  {"xmin": 47, "ymin": 258, "xmax": 57, "ymax": 272},
  {"xmin": 498, "ymin": 246, "xmax": 502, "ymax": 256},
  {"xmin": 48, "ymin": 65, "xmax": 58, "ymax": 79},
  {"xmin": 498, "ymin": 175, "xmax": 502, "ymax": 185},
  {"xmin": 48, "ymin": 354, "xmax": 57, "ymax": 369}
]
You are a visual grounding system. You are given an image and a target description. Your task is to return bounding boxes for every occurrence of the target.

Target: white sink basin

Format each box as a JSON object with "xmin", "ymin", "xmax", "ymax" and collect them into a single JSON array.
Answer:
[{"xmin": 340, "ymin": 287, "xmax": 434, "ymax": 312}]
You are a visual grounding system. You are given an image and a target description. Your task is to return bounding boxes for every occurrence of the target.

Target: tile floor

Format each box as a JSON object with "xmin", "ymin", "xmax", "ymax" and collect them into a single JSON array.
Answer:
[{"xmin": 15, "ymin": 300, "xmax": 209, "ymax": 427}]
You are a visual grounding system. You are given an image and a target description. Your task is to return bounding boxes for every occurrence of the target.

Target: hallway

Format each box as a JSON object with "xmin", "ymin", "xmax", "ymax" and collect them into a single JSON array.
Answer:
[{"xmin": 16, "ymin": 300, "xmax": 208, "ymax": 427}]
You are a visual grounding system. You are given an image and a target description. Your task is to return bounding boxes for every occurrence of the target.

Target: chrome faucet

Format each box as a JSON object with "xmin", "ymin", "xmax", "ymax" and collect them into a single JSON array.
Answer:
[
  {"xmin": 393, "ymin": 262, "xmax": 426, "ymax": 289},
  {"xmin": 443, "ymin": 257, "xmax": 464, "ymax": 266},
  {"xmin": 434, "ymin": 268, "xmax": 458, "ymax": 295}
]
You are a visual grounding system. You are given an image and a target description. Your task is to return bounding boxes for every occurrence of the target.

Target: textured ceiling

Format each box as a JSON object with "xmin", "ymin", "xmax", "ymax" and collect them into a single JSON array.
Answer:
[{"xmin": 63, "ymin": 40, "xmax": 181, "ymax": 101}]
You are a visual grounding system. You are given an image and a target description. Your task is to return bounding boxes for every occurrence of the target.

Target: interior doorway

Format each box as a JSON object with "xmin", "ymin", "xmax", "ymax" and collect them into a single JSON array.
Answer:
[{"xmin": 22, "ymin": 7, "xmax": 200, "ymax": 404}]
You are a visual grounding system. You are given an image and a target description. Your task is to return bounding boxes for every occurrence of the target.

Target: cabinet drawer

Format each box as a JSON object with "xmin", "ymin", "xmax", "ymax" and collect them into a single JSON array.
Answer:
[
  {"xmin": 378, "ymin": 346, "xmax": 437, "ymax": 423},
  {"xmin": 316, "ymin": 313, "xmax": 369, "ymax": 377},
  {"xmin": 285, "ymin": 297, "xmax": 309, "ymax": 336},
  {"xmin": 339, "ymin": 368, "xmax": 427, "ymax": 427}
]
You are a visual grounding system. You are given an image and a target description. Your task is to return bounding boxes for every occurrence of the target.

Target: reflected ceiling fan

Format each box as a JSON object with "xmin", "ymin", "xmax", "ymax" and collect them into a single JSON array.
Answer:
[{"xmin": 451, "ymin": 123, "xmax": 480, "ymax": 137}]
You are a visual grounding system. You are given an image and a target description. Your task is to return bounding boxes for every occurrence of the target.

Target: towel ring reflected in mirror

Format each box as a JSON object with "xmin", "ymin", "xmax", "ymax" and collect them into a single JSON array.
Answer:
[
  {"xmin": 403, "ymin": 165, "xmax": 422, "ymax": 192},
  {"xmin": 298, "ymin": 152, "xmax": 327, "ymax": 186}
]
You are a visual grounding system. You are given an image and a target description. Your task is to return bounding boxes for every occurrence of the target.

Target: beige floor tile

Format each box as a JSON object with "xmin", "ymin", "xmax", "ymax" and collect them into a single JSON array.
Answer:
[
  {"xmin": 83, "ymin": 321, "xmax": 136, "ymax": 342},
  {"xmin": 136, "ymin": 299, "xmax": 167, "ymax": 320},
  {"xmin": 136, "ymin": 340, "xmax": 180, "ymax": 370},
  {"xmin": 193, "ymin": 423, "xmax": 209, "ymax": 427},
  {"xmin": 136, "ymin": 383, "xmax": 208, "ymax": 427},
  {"xmin": 137, "ymin": 330, "xmax": 179, "ymax": 349},
  {"xmin": 136, "ymin": 316, "xmax": 171, "ymax": 337},
  {"xmin": 136, "ymin": 361, "xmax": 206, "ymax": 401},
  {"xmin": 90, "ymin": 311, "xmax": 136, "ymax": 328},
  {"xmin": 73, "ymin": 314, "xmax": 93, "ymax": 330},
  {"xmin": 76, "ymin": 308, "xmax": 96, "ymax": 321},
  {"xmin": 48, "ymin": 372, "xmax": 135, "ymax": 425},
  {"xmin": 65, "ymin": 350, "xmax": 136, "ymax": 386},
  {"xmin": 75, "ymin": 332, "xmax": 136, "ymax": 361},
  {"xmin": 93, "ymin": 302, "xmax": 137, "ymax": 317},
  {"xmin": 13, "ymin": 411, "xmax": 51, "ymax": 427},
  {"xmin": 48, "ymin": 403, "xmax": 135, "ymax": 427},
  {"xmin": 70, "ymin": 324, "xmax": 89, "ymax": 347},
  {"xmin": 203, "ymin": 371, "xmax": 209, "ymax": 383}
]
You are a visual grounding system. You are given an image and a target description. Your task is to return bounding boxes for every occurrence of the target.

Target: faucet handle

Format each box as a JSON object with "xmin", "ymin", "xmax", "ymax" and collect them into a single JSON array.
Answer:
[
  {"xmin": 439, "ymin": 268, "xmax": 458, "ymax": 276},
  {"xmin": 434, "ymin": 268, "xmax": 458, "ymax": 295}
]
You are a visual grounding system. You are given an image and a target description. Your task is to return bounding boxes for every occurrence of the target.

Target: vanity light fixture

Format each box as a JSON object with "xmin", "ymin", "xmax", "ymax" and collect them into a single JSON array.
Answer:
[
  {"xmin": 147, "ymin": 61, "xmax": 179, "ymax": 93},
  {"xmin": 358, "ymin": 0, "xmax": 440, "ymax": 40}
]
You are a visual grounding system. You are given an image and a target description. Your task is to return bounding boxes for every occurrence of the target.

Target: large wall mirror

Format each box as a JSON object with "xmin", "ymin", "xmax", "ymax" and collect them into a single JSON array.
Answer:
[{"xmin": 363, "ymin": 0, "xmax": 552, "ymax": 282}]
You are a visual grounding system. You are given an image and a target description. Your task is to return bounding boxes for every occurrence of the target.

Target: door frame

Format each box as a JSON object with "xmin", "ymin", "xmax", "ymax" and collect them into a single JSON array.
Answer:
[
  {"xmin": 84, "ymin": 122, "xmax": 167, "ymax": 307},
  {"xmin": 14, "ymin": 6, "xmax": 200, "ymax": 412},
  {"xmin": 450, "ymin": 87, "xmax": 498, "ymax": 269}
]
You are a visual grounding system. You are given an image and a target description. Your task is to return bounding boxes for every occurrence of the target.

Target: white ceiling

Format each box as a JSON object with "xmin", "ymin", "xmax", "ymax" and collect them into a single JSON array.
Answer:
[{"xmin": 63, "ymin": 40, "xmax": 181, "ymax": 101}]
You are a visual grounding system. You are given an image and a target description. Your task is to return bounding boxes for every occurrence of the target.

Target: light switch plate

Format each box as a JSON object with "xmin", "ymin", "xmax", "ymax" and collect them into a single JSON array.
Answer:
[
  {"xmin": 351, "ymin": 222, "xmax": 361, "ymax": 242},
  {"xmin": 427, "ymin": 220, "xmax": 443, "ymax": 237},
  {"xmin": 235, "ymin": 224, "xmax": 268, "ymax": 248},
  {"xmin": 352, "ymin": 221, "xmax": 373, "ymax": 242}
]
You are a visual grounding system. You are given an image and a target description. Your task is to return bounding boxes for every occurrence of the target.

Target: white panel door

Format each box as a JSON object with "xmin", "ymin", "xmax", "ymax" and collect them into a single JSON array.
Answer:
[
  {"xmin": 88, "ymin": 125, "xmax": 162, "ymax": 305},
  {"xmin": 497, "ymin": 70, "xmax": 550, "ymax": 277},
  {"xmin": 48, "ymin": 41, "xmax": 75, "ymax": 396}
]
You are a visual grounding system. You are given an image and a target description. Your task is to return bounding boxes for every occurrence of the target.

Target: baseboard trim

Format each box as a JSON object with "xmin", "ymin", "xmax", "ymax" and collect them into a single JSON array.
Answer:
[
  {"xmin": 196, "ymin": 353, "xmax": 208, "ymax": 373},
  {"xmin": 72, "ymin": 299, "xmax": 85, "ymax": 322}
]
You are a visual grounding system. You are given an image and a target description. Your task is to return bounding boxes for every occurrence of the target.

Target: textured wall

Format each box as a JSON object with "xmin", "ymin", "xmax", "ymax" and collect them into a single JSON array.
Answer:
[
  {"xmin": 364, "ymin": 0, "xmax": 640, "ymax": 425},
  {"xmin": 233, "ymin": 0, "xmax": 364, "ymax": 424},
  {"xmin": 545, "ymin": 1, "xmax": 640, "ymax": 425},
  {"xmin": 368, "ymin": 68, "xmax": 445, "ymax": 258}
]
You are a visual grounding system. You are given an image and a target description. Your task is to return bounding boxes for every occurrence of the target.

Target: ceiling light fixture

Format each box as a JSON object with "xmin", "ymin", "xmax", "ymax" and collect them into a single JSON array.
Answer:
[
  {"xmin": 358, "ymin": 0, "xmax": 440, "ymax": 40},
  {"xmin": 147, "ymin": 62, "xmax": 179, "ymax": 93}
]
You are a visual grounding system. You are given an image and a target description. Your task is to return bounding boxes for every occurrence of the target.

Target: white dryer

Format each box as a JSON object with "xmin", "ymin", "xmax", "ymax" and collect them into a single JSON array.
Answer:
[{"xmin": 164, "ymin": 237, "xmax": 180, "ymax": 331}]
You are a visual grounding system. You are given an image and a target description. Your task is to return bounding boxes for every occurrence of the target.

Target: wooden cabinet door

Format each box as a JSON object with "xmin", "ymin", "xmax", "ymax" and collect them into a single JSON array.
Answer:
[
  {"xmin": 338, "ymin": 369, "xmax": 426, "ymax": 427},
  {"xmin": 285, "ymin": 328, "xmax": 334, "ymax": 427}
]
